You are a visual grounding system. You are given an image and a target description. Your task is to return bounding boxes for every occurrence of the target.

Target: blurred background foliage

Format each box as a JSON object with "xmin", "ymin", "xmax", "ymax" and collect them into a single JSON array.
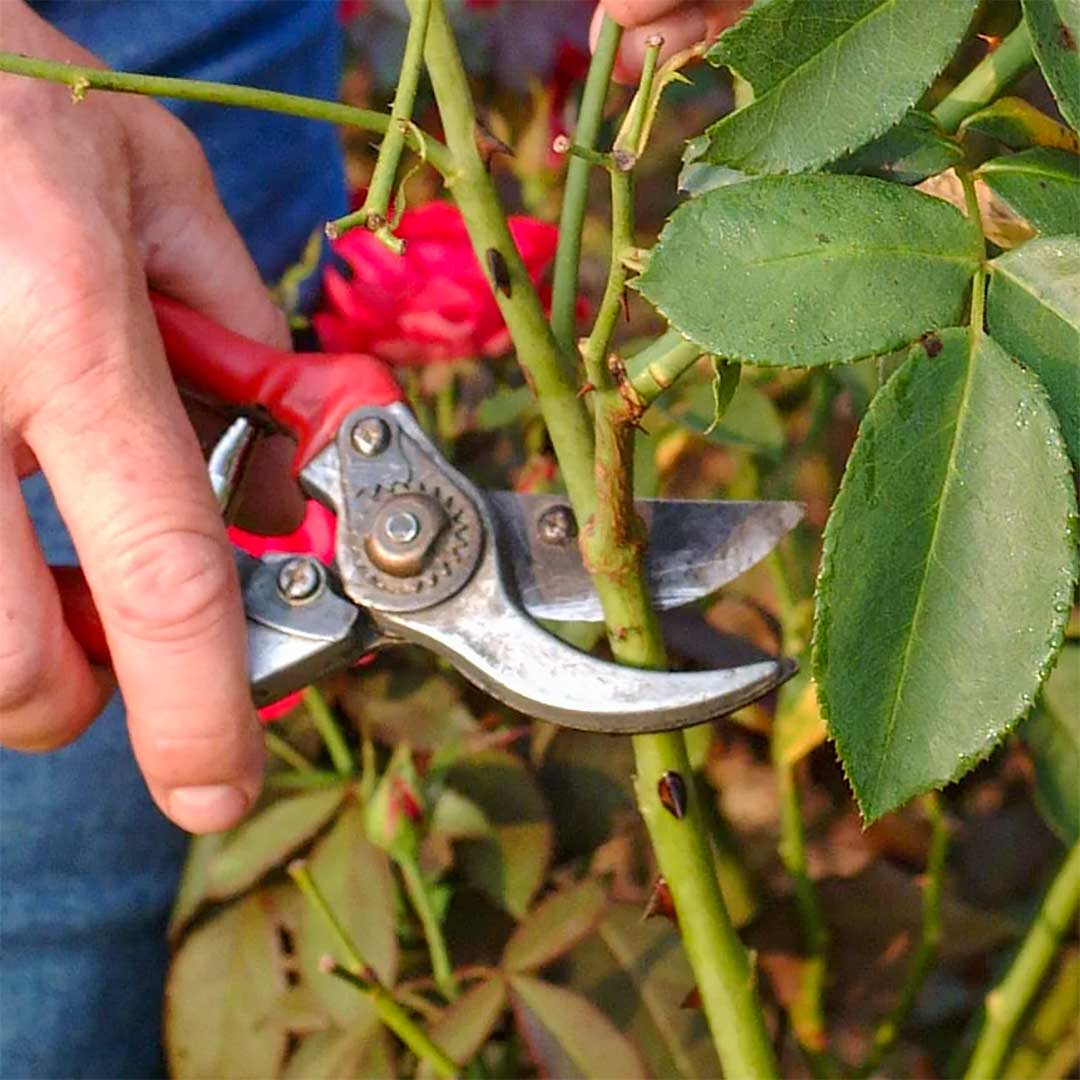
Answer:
[{"xmin": 166, "ymin": 2, "xmax": 1079, "ymax": 1077}]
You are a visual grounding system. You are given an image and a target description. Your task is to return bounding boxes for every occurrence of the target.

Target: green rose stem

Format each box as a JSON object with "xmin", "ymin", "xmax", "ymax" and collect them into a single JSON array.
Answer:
[
  {"xmin": 329, "ymin": 0, "xmax": 433, "ymax": 249},
  {"xmin": 628, "ymin": 328, "xmax": 704, "ymax": 406},
  {"xmin": 931, "ymin": 21, "xmax": 1036, "ymax": 134},
  {"xmin": 964, "ymin": 840, "xmax": 1080, "ymax": 1080},
  {"xmin": 263, "ymin": 730, "xmax": 315, "ymax": 773},
  {"xmin": 0, "ymin": 51, "xmax": 454, "ymax": 177},
  {"xmin": 414, "ymin": 3, "xmax": 778, "ymax": 1072},
  {"xmin": 859, "ymin": 794, "xmax": 949, "ymax": 1077},
  {"xmin": 302, "ymin": 687, "xmax": 355, "ymax": 776},
  {"xmin": 550, "ymin": 13, "xmax": 622, "ymax": 353},
  {"xmin": 399, "ymin": 855, "xmax": 458, "ymax": 1002},
  {"xmin": 288, "ymin": 860, "xmax": 458, "ymax": 1079}
]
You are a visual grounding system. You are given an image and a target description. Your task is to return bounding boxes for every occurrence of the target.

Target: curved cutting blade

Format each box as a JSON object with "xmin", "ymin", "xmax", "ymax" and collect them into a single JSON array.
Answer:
[{"xmin": 484, "ymin": 492, "xmax": 804, "ymax": 622}]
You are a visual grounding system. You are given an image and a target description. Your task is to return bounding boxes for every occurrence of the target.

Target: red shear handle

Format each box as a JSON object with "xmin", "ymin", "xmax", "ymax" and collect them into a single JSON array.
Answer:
[{"xmin": 151, "ymin": 293, "xmax": 406, "ymax": 473}]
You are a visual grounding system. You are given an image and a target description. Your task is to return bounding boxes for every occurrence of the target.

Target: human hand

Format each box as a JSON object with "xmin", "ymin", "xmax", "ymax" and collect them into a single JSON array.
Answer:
[
  {"xmin": 591, "ymin": 0, "xmax": 749, "ymax": 82},
  {"xmin": 0, "ymin": 2, "xmax": 294, "ymax": 833}
]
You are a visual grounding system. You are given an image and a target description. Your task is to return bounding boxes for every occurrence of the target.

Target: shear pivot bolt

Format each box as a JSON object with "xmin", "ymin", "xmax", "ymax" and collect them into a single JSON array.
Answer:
[
  {"xmin": 384, "ymin": 510, "xmax": 421, "ymax": 544},
  {"xmin": 537, "ymin": 504, "xmax": 577, "ymax": 545},
  {"xmin": 276, "ymin": 557, "xmax": 323, "ymax": 604},
  {"xmin": 351, "ymin": 416, "xmax": 390, "ymax": 457}
]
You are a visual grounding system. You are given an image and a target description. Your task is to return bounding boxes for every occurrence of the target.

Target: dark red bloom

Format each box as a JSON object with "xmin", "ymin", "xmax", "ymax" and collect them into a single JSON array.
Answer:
[{"xmin": 314, "ymin": 201, "xmax": 560, "ymax": 366}]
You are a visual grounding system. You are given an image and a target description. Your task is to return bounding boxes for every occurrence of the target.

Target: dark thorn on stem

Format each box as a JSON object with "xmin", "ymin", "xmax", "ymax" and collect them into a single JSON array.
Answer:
[
  {"xmin": 621, "ymin": 287, "xmax": 631, "ymax": 323},
  {"xmin": 576, "ymin": 382, "xmax": 595, "ymax": 398},
  {"xmin": 681, "ymin": 986, "xmax": 703, "ymax": 1010},
  {"xmin": 657, "ymin": 770, "xmax": 689, "ymax": 819},
  {"xmin": 486, "ymin": 248, "xmax": 512, "ymax": 297},
  {"xmin": 475, "ymin": 119, "xmax": 514, "ymax": 171}
]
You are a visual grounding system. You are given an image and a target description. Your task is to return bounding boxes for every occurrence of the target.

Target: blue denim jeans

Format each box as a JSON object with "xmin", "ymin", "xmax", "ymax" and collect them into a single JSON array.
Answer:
[{"xmin": 2, "ymin": 5, "xmax": 345, "ymax": 1075}]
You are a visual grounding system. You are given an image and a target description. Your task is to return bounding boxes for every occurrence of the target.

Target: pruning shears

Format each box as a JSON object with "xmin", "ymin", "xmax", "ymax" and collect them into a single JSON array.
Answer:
[{"xmin": 54, "ymin": 294, "xmax": 803, "ymax": 734}]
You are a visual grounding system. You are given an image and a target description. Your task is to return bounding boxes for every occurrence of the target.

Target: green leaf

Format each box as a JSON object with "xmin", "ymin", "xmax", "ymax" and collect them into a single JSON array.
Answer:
[
  {"xmin": 296, "ymin": 804, "xmax": 399, "ymax": 1025},
  {"xmin": 509, "ymin": 974, "xmax": 649, "ymax": 1079},
  {"xmin": 830, "ymin": 110, "xmax": 963, "ymax": 185},
  {"xmin": 564, "ymin": 905, "xmax": 720, "ymax": 1079},
  {"xmin": 420, "ymin": 976, "xmax": 508, "ymax": 1075},
  {"xmin": 988, "ymin": 235, "xmax": 1080, "ymax": 467},
  {"xmin": 169, "ymin": 832, "xmax": 227, "ymax": 939},
  {"xmin": 979, "ymin": 149, "xmax": 1080, "ymax": 235},
  {"xmin": 284, "ymin": 1026, "xmax": 393, "ymax": 1079},
  {"xmin": 701, "ymin": 0, "xmax": 979, "ymax": 173},
  {"xmin": 665, "ymin": 376, "xmax": 786, "ymax": 457},
  {"xmin": 1022, "ymin": 0, "xmax": 1080, "ymax": 130},
  {"xmin": 503, "ymin": 879, "xmax": 608, "ymax": 973},
  {"xmin": 443, "ymin": 750, "xmax": 553, "ymax": 918},
  {"xmin": 204, "ymin": 789, "xmax": 346, "ymax": 901},
  {"xmin": 959, "ymin": 97, "xmax": 1080, "ymax": 153},
  {"xmin": 634, "ymin": 175, "xmax": 982, "ymax": 367},
  {"xmin": 814, "ymin": 329, "xmax": 1078, "ymax": 821},
  {"xmin": 165, "ymin": 891, "xmax": 289, "ymax": 1079},
  {"xmin": 1022, "ymin": 641, "xmax": 1080, "ymax": 844},
  {"xmin": 475, "ymin": 384, "xmax": 535, "ymax": 430}
]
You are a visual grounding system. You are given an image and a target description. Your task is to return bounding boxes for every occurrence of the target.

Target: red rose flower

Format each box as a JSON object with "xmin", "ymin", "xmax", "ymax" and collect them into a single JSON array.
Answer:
[{"xmin": 314, "ymin": 201, "xmax": 560, "ymax": 366}]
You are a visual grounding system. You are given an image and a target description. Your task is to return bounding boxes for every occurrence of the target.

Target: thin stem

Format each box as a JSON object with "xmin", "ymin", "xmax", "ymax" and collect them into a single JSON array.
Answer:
[
  {"xmin": 400, "ymin": 856, "xmax": 458, "ymax": 1001},
  {"xmin": 629, "ymin": 330, "xmax": 703, "ymax": 407},
  {"xmin": 302, "ymin": 687, "xmax": 355, "ymax": 777},
  {"xmin": 1002, "ymin": 949, "xmax": 1080, "ymax": 1078},
  {"xmin": 419, "ymin": 7, "xmax": 776, "ymax": 1072},
  {"xmin": 861, "ymin": 794, "xmax": 949, "ymax": 1076},
  {"xmin": 265, "ymin": 770, "xmax": 350, "ymax": 791},
  {"xmin": 264, "ymin": 730, "xmax": 315, "ymax": 773},
  {"xmin": 350, "ymin": 0, "xmax": 432, "ymax": 250},
  {"xmin": 965, "ymin": 840, "xmax": 1080, "ymax": 1080},
  {"xmin": 931, "ymin": 22, "xmax": 1036, "ymax": 133},
  {"xmin": 773, "ymin": 749, "xmax": 830, "ymax": 1066},
  {"xmin": 550, "ymin": 15, "xmax": 622, "ymax": 353},
  {"xmin": 0, "ymin": 51, "xmax": 453, "ymax": 177},
  {"xmin": 323, "ymin": 962, "xmax": 457, "ymax": 1077},
  {"xmin": 288, "ymin": 859, "xmax": 368, "ymax": 972}
]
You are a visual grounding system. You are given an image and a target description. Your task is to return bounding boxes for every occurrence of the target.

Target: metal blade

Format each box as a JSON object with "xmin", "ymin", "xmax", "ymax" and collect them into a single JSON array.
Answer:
[{"xmin": 482, "ymin": 493, "xmax": 804, "ymax": 623}]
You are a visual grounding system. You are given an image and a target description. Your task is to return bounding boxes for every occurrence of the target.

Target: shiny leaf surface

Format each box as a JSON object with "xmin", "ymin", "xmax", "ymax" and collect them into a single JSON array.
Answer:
[
  {"xmin": 1023, "ymin": 0, "xmax": 1080, "ymax": 129},
  {"xmin": 702, "ymin": 0, "xmax": 979, "ymax": 173},
  {"xmin": 988, "ymin": 235, "xmax": 1080, "ymax": 466},
  {"xmin": 635, "ymin": 175, "xmax": 981, "ymax": 367},
  {"xmin": 814, "ymin": 330, "xmax": 1077, "ymax": 820}
]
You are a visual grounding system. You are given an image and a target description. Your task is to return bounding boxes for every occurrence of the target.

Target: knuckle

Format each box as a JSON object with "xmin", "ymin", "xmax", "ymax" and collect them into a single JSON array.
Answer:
[{"xmin": 100, "ymin": 524, "xmax": 238, "ymax": 646}]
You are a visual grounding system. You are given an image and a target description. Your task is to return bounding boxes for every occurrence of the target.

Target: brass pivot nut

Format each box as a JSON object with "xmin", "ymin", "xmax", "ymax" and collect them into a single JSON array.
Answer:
[{"xmin": 364, "ymin": 493, "xmax": 449, "ymax": 578}]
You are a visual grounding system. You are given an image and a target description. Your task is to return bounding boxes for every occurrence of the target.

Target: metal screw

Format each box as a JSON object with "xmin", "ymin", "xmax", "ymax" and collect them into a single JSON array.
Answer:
[
  {"xmin": 350, "ymin": 416, "xmax": 390, "ymax": 457},
  {"xmin": 384, "ymin": 510, "xmax": 421, "ymax": 545},
  {"xmin": 537, "ymin": 504, "xmax": 577, "ymax": 545},
  {"xmin": 276, "ymin": 557, "xmax": 322, "ymax": 604}
]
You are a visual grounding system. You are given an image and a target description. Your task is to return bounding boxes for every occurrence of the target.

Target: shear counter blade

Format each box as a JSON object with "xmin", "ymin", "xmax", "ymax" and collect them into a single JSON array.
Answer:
[{"xmin": 484, "ymin": 493, "xmax": 804, "ymax": 622}]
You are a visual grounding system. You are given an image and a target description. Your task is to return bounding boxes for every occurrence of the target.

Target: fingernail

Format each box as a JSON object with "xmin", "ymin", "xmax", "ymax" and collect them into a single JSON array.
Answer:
[{"xmin": 168, "ymin": 783, "xmax": 250, "ymax": 833}]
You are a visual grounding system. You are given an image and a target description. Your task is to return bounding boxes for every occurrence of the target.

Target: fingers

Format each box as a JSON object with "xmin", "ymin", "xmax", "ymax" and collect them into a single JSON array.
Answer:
[
  {"xmin": 19, "ymin": 270, "xmax": 264, "ymax": 834},
  {"xmin": 594, "ymin": 0, "xmax": 748, "ymax": 82},
  {"xmin": 0, "ymin": 442, "xmax": 110, "ymax": 751}
]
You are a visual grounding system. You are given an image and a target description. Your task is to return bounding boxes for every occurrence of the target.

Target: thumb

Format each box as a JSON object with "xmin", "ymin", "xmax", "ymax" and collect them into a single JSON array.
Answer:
[{"xmin": 126, "ymin": 103, "xmax": 291, "ymax": 350}]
